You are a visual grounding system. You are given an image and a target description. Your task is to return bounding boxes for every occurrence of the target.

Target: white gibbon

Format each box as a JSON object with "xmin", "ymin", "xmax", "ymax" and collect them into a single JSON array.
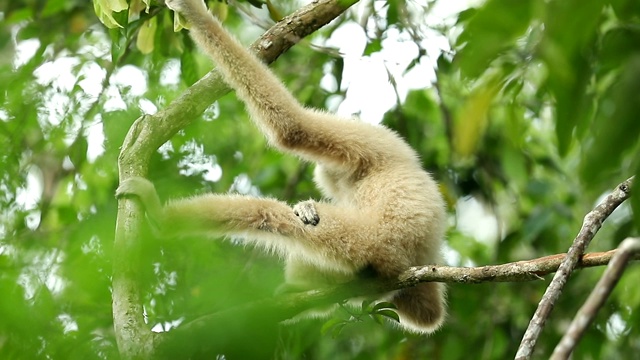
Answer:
[{"xmin": 116, "ymin": 0, "xmax": 447, "ymax": 334}]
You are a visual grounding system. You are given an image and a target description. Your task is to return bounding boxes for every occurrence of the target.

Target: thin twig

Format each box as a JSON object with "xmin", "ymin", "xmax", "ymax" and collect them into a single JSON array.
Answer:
[
  {"xmin": 515, "ymin": 177, "xmax": 634, "ymax": 360},
  {"xmin": 550, "ymin": 237, "xmax": 640, "ymax": 360},
  {"xmin": 399, "ymin": 249, "xmax": 638, "ymax": 284}
]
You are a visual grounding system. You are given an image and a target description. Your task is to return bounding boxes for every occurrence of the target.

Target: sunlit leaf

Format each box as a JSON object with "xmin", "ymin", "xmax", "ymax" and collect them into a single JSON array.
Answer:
[
  {"xmin": 373, "ymin": 309, "xmax": 400, "ymax": 323},
  {"xmin": 137, "ymin": 17, "xmax": 157, "ymax": 54},
  {"xmin": 93, "ymin": 0, "xmax": 128, "ymax": 28},
  {"xmin": 128, "ymin": 0, "xmax": 150, "ymax": 21},
  {"xmin": 209, "ymin": 0, "xmax": 229, "ymax": 22},
  {"xmin": 371, "ymin": 301, "xmax": 397, "ymax": 312},
  {"xmin": 453, "ymin": 75, "xmax": 500, "ymax": 157}
]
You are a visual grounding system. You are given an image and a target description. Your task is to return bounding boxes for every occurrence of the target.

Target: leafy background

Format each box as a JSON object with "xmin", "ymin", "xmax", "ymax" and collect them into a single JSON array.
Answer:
[{"xmin": 1, "ymin": 0, "xmax": 639, "ymax": 358}]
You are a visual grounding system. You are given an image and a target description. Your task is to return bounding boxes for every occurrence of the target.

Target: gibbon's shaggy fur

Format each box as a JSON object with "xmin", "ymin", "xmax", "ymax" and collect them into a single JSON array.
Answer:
[{"xmin": 116, "ymin": 0, "xmax": 447, "ymax": 334}]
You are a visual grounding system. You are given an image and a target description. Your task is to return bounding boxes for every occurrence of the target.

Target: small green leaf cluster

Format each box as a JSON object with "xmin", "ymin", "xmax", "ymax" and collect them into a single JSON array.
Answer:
[{"xmin": 321, "ymin": 300, "xmax": 399, "ymax": 338}]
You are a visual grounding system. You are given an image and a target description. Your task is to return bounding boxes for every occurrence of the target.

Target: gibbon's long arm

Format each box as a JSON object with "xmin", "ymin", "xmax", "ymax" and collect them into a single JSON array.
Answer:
[{"xmin": 166, "ymin": 0, "xmax": 413, "ymax": 174}]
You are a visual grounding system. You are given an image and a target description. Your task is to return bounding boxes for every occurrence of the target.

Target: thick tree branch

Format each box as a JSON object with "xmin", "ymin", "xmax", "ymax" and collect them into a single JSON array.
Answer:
[
  {"xmin": 551, "ymin": 237, "xmax": 640, "ymax": 360},
  {"xmin": 112, "ymin": 1, "xmax": 359, "ymax": 358},
  {"xmin": 515, "ymin": 177, "xmax": 634, "ymax": 360}
]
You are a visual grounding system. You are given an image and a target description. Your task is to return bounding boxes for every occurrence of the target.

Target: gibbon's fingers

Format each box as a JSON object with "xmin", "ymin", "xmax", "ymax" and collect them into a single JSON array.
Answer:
[
  {"xmin": 293, "ymin": 200, "xmax": 319, "ymax": 226},
  {"xmin": 116, "ymin": 177, "xmax": 163, "ymax": 227}
]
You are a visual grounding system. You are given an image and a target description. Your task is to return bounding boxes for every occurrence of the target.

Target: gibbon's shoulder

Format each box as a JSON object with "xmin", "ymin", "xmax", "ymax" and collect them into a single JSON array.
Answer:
[{"xmin": 305, "ymin": 108, "xmax": 422, "ymax": 162}]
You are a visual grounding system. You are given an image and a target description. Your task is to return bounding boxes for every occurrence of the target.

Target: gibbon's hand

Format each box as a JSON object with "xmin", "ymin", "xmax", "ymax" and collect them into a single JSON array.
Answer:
[
  {"xmin": 293, "ymin": 200, "xmax": 320, "ymax": 226},
  {"xmin": 116, "ymin": 177, "xmax": 163, "ymax": 231}
]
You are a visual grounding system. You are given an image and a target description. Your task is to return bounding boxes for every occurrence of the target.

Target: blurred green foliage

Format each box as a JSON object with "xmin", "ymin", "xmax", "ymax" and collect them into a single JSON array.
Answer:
[{"xmin": 0, "ymin": 0, "xmax": 639, "ymax": 359}]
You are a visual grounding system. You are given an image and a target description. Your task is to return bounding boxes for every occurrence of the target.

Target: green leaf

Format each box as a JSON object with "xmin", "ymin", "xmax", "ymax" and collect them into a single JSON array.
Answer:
[
  {"xmin": 136, "ymin": 17, "xmax": 157, "ymax": 55},
  {"xmin": 540, "ymin": 0, "xmax": 605, "ymax": 155},
  {"xmin": 456, "ymin": 8, "xmax": 477, "ymax": 24},
  {"xmin": 41, "ymin": 0, "xmax": 68, "ymax": 17},
  {"xmin": 386, "ymin": 0, "xmax": 399, "ymax": 25},
  {"xmin": 93, "ymin": 0, "xmax": 128, "ymax": 29},
  {"xmin": 361, "ymin": 299, "xmax": 374, "ymax": 312},
  {"xmin": 108, "ymin": 26, "xmax": 127, "ymax": 63},
  {"xmin": 181, "ymin": 46, "xmax": 200, "ymax": 86},
  {"xmin": 374, "ymin": 309, "xmax": 400, "ymax": 323},
  {"xmin": 364, "ymin": 38, "xmax": 382, "ymax": 56},
  {"xmin": 581, "ymin": 56, "xmax": 640, "ymax": 185},
  {"xmin": 500, "ymin": 144, "xmax": 527, "ymax": 190},
  {"xmin": 610, "ymin": 0, "xmax": 640, "ymax": 22},
  {"xmin": 436, "ymin": 53, "xmax": 452, "ymax": 74},
  {"xmin": 69, "ymin": 135, "xmax": 88, "ymax": 169},
  {"xmin": 321, "ymin": 318, "xmax": 348, "ymax": 338},
  {"xmin": 456, "ymin": 0, "xmax": 534, "ymax": 78},
  {"xmin": 453, "ymin": 75, "xmax": 501, "ymax": 157},
  {"xmin": 371, "ymin": 301, "xmax": 397, "ymax": 312},
  {"xmin": 598, "ymin": 26, "xmax": 640, "ymax": 74},
  {"xmin": 332, "ymin": 57, "xmax": 344, "ymax": 91}
]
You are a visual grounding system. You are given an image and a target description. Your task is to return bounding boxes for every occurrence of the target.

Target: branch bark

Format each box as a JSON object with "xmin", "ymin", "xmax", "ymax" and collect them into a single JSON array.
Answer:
[
  {"xmin": 112, "ymin": 0, "xmax": 359, "ymax": 358},
  {"xmin": 551, "ymin": 237, "xmax": 640, "ymax": 360},
  {"xmin": 515, "ymin": 177, "xmax": 634, "ymax": 360}
]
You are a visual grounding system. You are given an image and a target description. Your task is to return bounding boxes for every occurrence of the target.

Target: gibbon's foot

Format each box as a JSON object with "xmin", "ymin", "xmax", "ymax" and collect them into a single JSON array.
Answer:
[
  {"xmin": 115, "ymin": 177, "xmax": 163, "ymax": 232},
  {"xmin": 293, "ymin": 200, "xmax": 319, "ymax": 226}
]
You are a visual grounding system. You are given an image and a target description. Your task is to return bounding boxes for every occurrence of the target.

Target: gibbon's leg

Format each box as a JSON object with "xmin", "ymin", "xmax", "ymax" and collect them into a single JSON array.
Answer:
[
  {"xmin": 166, "ymin": 0, "xmax": 416, "ymax": 174},
  {"xmin": 117, "ymin": 177, "xmax": 375, "ymax": 269},
  {"xmin": 117, "ymin": 177, "xmax": 306, "ymax": 239}
]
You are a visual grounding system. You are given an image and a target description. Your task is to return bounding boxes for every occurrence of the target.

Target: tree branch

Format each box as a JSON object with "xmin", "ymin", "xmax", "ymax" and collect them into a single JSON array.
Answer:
[
  {"xmin": 112, "ymin": 1, "xmax": 359, "ymax": 358},
  {"xmin": 515, "ymin": 177, "xmax": 634, "ymax": 360},
  {"xmin": 551, "ymin": 237, "xmax": 640, "ymax": 360}
]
